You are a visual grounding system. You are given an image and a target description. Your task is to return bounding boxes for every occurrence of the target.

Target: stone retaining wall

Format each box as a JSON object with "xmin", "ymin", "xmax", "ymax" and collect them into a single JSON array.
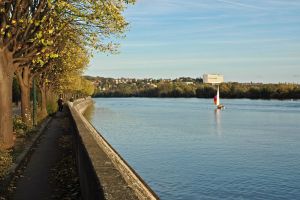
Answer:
[{"xmin": 68, "ymin": 98, "xmax": 159, "ymax": 200}]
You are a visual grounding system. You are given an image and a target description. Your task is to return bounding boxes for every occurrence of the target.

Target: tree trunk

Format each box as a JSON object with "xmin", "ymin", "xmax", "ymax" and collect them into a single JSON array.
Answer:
[
  {"xmin": 16, "ymin": 67, "xmax": 32, "ymax": 127},
  {"xmin": 0, "ymin": 49, "xmax": 15, "ymax": 149},
  {"xmin": 20, "ymin": 84, "xmax": 31, "ymax": 126},
  {"xmin": 39, "ymin": 82, "xmax": 48, "ymax": 119}
]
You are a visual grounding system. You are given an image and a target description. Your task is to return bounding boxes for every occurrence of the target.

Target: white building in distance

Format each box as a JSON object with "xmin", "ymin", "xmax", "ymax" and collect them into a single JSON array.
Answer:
[{"xmin": 203, "ymin": 74, "xmax": 224, "ymax": 84}]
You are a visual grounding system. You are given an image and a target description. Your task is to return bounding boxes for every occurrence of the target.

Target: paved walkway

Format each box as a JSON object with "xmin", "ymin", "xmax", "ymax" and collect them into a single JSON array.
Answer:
[
  {"xmin": 11, "ymin": 106, "xmax": 142, "ymax": 200},
  {"xmin": 13, "ymin": 111, "xmax": 75, "ymax": 200}
]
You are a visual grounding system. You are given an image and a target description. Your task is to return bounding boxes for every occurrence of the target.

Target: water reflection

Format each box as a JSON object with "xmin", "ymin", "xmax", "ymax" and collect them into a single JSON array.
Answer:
[{"xmin": 214, "ymin": 109, "xmax": 222, "ymax": 135}]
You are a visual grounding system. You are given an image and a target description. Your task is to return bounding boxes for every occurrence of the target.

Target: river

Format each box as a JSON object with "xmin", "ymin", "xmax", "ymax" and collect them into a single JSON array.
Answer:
[{"xmin": 84, "ymin": 98, "xmax": 300, "ymax": 200}]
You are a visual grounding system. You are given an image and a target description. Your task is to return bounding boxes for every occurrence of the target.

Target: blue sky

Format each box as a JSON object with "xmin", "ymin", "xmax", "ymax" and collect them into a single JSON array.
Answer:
[{"xmin": 86, "ymin": 0, "xmax": 300, "ymax": 83}]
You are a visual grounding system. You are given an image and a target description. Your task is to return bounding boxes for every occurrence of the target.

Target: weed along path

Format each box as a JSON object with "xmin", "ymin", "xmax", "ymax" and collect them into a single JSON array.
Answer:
[{"xmin": 12, "ymin": 110, "xmax": 80, "ymax": 200}]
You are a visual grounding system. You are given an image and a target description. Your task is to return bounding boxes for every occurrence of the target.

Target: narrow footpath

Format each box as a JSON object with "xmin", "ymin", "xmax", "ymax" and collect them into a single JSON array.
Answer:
[{"xmin": 12, "ymin": 109, "xmax": 81, "ymax": 200}]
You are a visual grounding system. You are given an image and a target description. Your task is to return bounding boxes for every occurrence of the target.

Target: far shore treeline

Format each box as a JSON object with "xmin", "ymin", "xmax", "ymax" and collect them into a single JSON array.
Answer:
[{"xmin": 86, "ymin": 76, "xmax": 300, "ymax": 100}]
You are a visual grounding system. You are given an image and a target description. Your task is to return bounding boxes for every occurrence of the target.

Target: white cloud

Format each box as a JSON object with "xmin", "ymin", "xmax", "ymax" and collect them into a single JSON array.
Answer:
[{"xmin": 216, "ymin": 0, "xmax": 265, "ymax": 10}]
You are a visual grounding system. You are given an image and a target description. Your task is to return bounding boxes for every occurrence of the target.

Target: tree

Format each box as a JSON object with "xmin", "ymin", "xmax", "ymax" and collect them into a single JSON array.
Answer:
[
  {"xmin": 37, "ymin": 32, "xmax": 90, "ymax": 118},
  {"xmin": 34, "ymin": 23, "xmax": 87, "ymax": 118},
  {"xmin": 196, "ymin": 84, "xmax": 215, "ymax": 98},
  {"xmin": 0, "ymin": 1, "xmax": 56, "ymax": 147},
  {"xmin": 0, "ymin": 0, "xmax": 135, "ymax": 148}
]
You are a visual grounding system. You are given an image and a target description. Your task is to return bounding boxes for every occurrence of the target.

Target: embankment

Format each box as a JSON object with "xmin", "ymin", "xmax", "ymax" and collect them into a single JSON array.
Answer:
[{"xmin": 68, "ymin": 97, "xmax": 159, "ymax": 200}]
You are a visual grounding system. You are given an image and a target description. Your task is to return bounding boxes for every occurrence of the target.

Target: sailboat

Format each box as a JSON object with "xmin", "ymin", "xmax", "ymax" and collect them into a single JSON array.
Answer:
[{"xmin": 214, "ymin": 85, "xmax": 224, "ymax": 109}]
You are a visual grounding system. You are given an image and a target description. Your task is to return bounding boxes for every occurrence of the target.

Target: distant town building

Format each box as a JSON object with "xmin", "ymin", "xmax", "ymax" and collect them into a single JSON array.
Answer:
[
  {"xmin": 92, "ymin": 80, "xmax": 100, "ymax": 87},
  {"xmin": 203, "ymin": 74, "xmax": 224, "ymax": 84},
  {"xmin": 184, "ymin": 82, "xmax": 194, "ymax": 85}
]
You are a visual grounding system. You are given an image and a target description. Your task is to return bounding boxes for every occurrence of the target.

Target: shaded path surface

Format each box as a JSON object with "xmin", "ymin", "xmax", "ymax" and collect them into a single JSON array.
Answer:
[
  {"xmin": 13, "ymin": 110, "xmax": 79, "ymax": 200},
  {"xmin": 11, "ymin": 104, "xmax": 143, "ymax": 200}
]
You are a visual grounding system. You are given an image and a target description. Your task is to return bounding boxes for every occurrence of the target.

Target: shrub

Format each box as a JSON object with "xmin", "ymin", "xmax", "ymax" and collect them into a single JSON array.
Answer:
[
  {"xmin": 47, "ymin": 98, "xmax": 58, "ymax": 115},
  {"xmin": 13, "ymin": 116, "xmax": 29, "ymax": 137},
  {"xmin": 0, "ymin": 148, "xmax": 13, "ymax": 178}
]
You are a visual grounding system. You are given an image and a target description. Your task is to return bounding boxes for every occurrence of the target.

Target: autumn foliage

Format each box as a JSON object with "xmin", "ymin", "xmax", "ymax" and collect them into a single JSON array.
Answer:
[{"xmin": 0, "ymin": 0, "xmax": 135, "ymax": 148}]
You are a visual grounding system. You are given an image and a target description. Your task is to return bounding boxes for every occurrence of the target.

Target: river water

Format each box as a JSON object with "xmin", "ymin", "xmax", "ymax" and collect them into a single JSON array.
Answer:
[{"xmin": 85, "ymin": 98, "xmax": 300, "ymax": 200}]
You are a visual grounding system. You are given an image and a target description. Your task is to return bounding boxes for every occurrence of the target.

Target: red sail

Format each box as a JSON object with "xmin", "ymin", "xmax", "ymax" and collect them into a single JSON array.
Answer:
[{"xmin": 214, "ymin": 95, "xmax": 217, "ymax": 105}]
